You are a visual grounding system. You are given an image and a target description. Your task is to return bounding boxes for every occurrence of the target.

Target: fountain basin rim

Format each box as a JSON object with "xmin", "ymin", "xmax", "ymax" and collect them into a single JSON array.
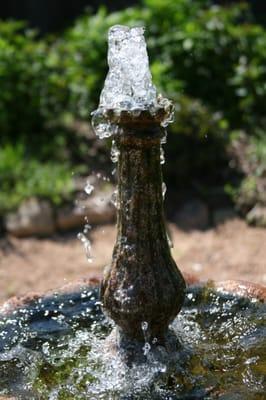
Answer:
[
  {"xmin": 0, "ymin": 275, "xmax": 101, "ymax": 316},
  {"xmin": 0, "ymin": 274, "xmax": 265, "ymax": 317}
]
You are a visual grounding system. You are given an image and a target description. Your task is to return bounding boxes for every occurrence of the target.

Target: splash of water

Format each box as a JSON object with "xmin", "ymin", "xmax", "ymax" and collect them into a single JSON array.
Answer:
[
  {"xmin": 92, "ymin": 25, "xmax": 174, "ymax": 139},
  {"xmin": 79, "ymin": 173, "xmax": 113, "ymax": 263},
  {"xmin": 101, "ymin": 26, "xmax": 156, "ymax": 110},
  {"xmin": 0, "ymin": 286, "xmax": 265, "ymax": 399}
]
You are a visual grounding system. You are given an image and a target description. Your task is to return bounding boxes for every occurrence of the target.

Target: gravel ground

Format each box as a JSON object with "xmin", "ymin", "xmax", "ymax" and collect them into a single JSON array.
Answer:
[{"xmin": 0, "ymin": 218, "xmax": 265, "ymax": 303}]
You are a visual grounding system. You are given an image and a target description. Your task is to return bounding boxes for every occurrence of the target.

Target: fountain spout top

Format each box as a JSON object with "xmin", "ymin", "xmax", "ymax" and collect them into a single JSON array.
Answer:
[{"xmin": 92, "ymin": 25, "xmax": 174, "ymax": 138}]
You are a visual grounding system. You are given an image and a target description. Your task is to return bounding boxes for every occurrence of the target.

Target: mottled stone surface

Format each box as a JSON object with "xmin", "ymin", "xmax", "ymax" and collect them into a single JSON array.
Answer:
[
  {"xmin": 101, "ymin": 123, "xmax": 186, "ymax": 342},
  {"xmin": 213, "ymin": 279, "xmax": 266, "ymax": 301}
]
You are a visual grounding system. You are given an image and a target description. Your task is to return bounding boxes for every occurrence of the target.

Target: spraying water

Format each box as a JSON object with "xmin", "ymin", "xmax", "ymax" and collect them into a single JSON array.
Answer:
[{"xmin": 92, "ymin": 25, "xmax": 174, "ymax": 139}]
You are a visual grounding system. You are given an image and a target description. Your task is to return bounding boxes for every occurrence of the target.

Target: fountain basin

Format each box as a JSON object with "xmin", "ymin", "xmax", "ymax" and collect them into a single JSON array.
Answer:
[{"xmin": 0, "ymin": 275, "xmax": 265, "ymax": 400}]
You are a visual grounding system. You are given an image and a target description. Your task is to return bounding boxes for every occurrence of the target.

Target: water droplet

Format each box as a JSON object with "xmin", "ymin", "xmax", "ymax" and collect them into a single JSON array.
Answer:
[
  {"xmin": 42, "ymin": 342, "xmax": 50, "ymax": 355},
  {"xmin": 83, "ymin": 224, "xmax": 91, "ymax": 234},
  {"xmin": 160, "ymin": 131, "xmax": 167, "ymax": 144},
  {"xmin": 160, "ymin": 145, "xmax": 165, "ymax": 164},
  {"xmin": 192, "ymin": 263, "xmax": 203, "ymax": 272},
  {"xmin": 111, "ymin": 140, "xmax": 120, "ymax": 163},
  {"xmin": 77, "ymin": 232, "xmax": 93, "ymax": 263},
  {"xmin": 162, "ymin": 182, "xmax": 167, "ymax": 199},
  {"xmin": 142, "ymin": 342, "xmax": 151, "ymax": 356},
  {"xmin": 111, "ymin": 189, "xmax": 119, "ymax": 209},
  {"xmin": 167, "ymin": 233, "xmax": 173, "ymax": 248},
  {"xmin": 159, "ymin": 364, "xmax": 167, "ymax": 373},
  {"xmin": 84, "ymin": 181, "xmax": 94, "ymax": 195},
  {"xmin": 141, "ymin": 321, "xmax": 148, "ymax": 331},
  {"xmin": 244, "ymin": 356, "xmax": 259, "ymax": 365}
]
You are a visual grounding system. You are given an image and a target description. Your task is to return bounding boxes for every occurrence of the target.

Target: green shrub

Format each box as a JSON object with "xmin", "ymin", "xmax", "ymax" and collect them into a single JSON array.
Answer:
[
  {"xmin": 0, "ymin": 143, "xmax": 74, "ymax": 214},
  {"xmin": 0, "ymin": 21, "xmax": 67, "ymax": 144},
  {"xmin": 226, "ymin": 132, "xmax": 266, "ymax": 215},
  {"xmin": 1, "ymin": 2, "xmax": 266, "ymax": 140},
  {"xmin": 248, "ymin": 132, "xmax": 266, "ymax": 177},
  {"xmin": 55, "ymin": 1, "xmax": 266, "ymax": 136},
  {"xmin": 165, "ymin": 94, "xmax": 228, "ymax": 186},
  {"xmin": 1, "ymin": 1, "xmax": 266, "ymax": 214},
  {"xmin": 144, "ymin": 1, "xmax": 266, "ymax": 133},
  {"xmin": 0, "ymin": 22, "xmax": 87, "ymax": 215}
]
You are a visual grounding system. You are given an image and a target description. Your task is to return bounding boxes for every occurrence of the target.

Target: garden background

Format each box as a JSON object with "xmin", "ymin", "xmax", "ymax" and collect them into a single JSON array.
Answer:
[{"xmin": 0, "ymin": 0, "xmax": 265, "ymax": 301}]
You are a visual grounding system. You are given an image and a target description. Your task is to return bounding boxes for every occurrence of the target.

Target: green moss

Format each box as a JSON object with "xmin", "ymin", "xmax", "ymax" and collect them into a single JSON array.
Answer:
[{"xmin": 33, "ymin": 345, "xmax": 97, "ymax": 398}]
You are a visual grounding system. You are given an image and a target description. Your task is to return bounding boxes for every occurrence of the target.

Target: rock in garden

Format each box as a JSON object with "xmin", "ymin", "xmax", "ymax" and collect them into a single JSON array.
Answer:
[
  {"xmin": 175, "ymin": 199, "xmax": 209, "ymax": 230},
  {"xmin": 56, "ymin": 190, "xmax": 115, "ymax": 231},
  {"xmin": 246, "ymin": 205, "xmax": 266, "ymax": 228},
  {"xmin": 5, "ymin": 198, "xmax": 55, "ymax": 237},
  {"xmin": 213, "ymin": 207, "xmax": 236, "ymax": 225}
]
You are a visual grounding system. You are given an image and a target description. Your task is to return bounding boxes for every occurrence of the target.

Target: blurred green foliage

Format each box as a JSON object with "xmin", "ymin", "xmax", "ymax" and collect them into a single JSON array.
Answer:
[
  {"xmin": 0, "ymin": 22, "xmax": 67, "ymax": 143},
  {"xmin": 0, "ymin": 0, "xmax": 265, "ymax": 215},
  {"xmin": 0, "ymin": 143, "xmax": 74, "ymax": 212},
  {"xmin": 226, "ymin": 131, "xmax": 266, "ymax": 213}
]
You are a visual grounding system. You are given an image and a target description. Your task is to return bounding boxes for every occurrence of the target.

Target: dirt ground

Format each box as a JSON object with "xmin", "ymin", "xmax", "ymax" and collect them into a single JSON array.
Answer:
[{"xmin": 0, "ymin": 218, "xmax": 265, "ymax": 303}]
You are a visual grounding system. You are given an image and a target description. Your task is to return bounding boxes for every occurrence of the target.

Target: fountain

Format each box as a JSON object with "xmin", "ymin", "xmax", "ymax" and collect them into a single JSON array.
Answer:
[
  {"xmin": 0, "ymin": 25, "xmax": 265, "ymax": 400},
  {"xmin": 93, "ymin": 25, "xmax": 185, "ymax": 358}
]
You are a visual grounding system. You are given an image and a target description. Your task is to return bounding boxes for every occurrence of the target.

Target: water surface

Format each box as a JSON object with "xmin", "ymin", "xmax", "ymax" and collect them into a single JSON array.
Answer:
[{"xmin": 0, "ymin": 285, "xmax": 265, "ymax": 399}]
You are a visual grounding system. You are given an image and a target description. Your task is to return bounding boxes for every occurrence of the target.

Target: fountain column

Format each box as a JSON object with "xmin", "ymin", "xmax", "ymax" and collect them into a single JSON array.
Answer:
[{"xmin": 99, "ymin": 111, "xmax": 185, "ymax": 347}]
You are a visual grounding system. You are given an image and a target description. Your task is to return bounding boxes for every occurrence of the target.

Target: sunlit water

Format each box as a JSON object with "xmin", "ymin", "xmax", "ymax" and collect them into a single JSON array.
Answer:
[
  {"xmin": 0, "ymin": 285, "xmax": 265, "ymax": 399},
  {"xmin": 91, "ymin": 25, "xmax": 174, "ymax": 139}
]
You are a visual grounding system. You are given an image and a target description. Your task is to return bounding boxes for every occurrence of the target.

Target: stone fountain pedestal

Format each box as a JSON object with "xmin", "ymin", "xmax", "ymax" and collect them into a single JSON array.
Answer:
[{"xmin": 99, "ymin": 109, "xmax": 186, "ymax": 352}]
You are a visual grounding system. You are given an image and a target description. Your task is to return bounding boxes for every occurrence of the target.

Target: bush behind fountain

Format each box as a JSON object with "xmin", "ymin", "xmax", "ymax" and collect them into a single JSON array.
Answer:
[{"xmin": 1, "ymin": 1, "xmax": 266, "ymax": 217}]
